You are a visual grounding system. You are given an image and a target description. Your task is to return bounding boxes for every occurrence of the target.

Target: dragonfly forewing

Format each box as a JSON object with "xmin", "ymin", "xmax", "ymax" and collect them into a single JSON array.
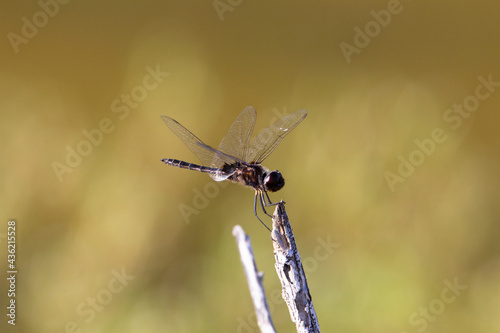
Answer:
[{"xmin": 247, "ymin": 109, "xmax": 308, "ymax": 163}]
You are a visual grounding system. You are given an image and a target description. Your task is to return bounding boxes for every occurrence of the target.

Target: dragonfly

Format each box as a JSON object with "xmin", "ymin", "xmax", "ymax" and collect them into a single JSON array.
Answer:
[{"xmin": 161, "ymin": 106, "xmax": 307, "ymax": 230}]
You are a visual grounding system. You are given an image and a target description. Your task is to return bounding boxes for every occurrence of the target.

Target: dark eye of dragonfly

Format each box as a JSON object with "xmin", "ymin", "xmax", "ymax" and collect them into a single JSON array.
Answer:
[{"xmin": 264, "ymin": 170, "xmax": 285, "ymax": 192}]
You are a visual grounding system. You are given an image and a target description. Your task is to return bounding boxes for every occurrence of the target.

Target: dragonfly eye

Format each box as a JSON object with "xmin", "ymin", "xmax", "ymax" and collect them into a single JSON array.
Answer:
[{"xmin": 264, "ymin": 171, "xmax": 285, "ymax": 192}]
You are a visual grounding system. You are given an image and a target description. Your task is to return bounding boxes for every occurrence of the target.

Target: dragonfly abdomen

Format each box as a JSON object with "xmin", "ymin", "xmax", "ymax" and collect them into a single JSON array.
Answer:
[{"xmin": 161, "ymin": 159, "xmax": 219, "ymax": 174}]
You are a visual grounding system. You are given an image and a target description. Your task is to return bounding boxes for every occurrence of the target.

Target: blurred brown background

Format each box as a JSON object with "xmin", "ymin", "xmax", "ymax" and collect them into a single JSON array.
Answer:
[{"xmin": 1, "ymin": 1, "xmax": 499, "ymax": 332}]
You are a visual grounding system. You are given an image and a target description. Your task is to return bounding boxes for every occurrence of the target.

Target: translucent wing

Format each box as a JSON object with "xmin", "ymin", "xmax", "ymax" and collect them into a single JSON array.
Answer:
[
  {"xmin": 247, "ymin": 109, "xmax": 308, "ymax": 163},
  {"xmin": 161, "ymin": 115, "xmax": 239, "ymax": 180},
  {"xmin": 212, "ymin": 106, "xmax": 256, "ymax": 167}
]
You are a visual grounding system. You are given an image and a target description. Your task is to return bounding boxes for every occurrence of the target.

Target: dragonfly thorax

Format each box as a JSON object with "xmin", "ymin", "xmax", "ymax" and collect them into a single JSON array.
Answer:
[{"xmin": 226, "ymin": 163, "xmax": 284, "ymax": 193}]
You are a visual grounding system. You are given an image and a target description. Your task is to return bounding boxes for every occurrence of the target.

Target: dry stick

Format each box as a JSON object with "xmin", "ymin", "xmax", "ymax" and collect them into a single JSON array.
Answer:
[
  {"xmin": 232, "ymin": 225, "xmax": 277, "ymax": 333},
  {"xmin": 272, "ymin": 201, "xmax": 321, "ymax": 333}
]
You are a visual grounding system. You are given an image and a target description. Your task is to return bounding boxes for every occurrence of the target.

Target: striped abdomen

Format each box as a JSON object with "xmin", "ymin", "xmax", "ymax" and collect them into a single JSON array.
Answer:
[{"xmin": 161, "ymin": 159, "xmax": 219, "ymax": 174}]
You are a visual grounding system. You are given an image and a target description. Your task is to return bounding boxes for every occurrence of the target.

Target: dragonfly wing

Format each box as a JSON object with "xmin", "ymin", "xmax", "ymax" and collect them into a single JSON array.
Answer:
[
  {"xmin": 213, "ymin": 106, "xmax": 256, "ymax": 166},
  {"xmin": 247, "ymin": 109, "xmax": 308, "ymax": 163},
  {"xmin": 162, "ymin": 115, "xmax": 238, "ymax": 181},
  {"xmin": 161, "ymin": 115, "xmax": 217, "ymax": 167}
]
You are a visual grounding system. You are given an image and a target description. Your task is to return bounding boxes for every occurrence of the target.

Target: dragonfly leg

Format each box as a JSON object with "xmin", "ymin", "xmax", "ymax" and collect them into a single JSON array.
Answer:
[
  {"xmin": 263, "ymin": 190, "xmax": 280, "ymax": 207},
  {"xmin": 259, "ymin": 191, "xmax": 272, "ymax": 218},
  {"xmin": 254, "ymin": 191, "xmax": 271, "ymax": 231}
]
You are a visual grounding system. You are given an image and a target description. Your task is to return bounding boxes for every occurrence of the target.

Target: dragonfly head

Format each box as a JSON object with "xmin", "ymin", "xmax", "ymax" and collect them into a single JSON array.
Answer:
[{"xmin": 264, "ymin": 170, "xmax": 285, "ymax": 192}]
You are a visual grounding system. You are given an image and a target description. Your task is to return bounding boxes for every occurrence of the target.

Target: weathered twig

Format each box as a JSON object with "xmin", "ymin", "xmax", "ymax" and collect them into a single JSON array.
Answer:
[
  {"xmin": 232, "ymin": 202, "xmax": 321, "ymax": 333},
  {"xmin": 232, "ymin": 225, "xmax": 277, "ymax": 333},
  {"xmin": 272, "ymin": 201, "xmax": 321, "ymax": 333}
]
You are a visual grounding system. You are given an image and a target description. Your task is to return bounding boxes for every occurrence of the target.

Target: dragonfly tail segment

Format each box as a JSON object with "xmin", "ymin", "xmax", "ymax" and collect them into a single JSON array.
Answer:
[{"xmin": 161, "ymin": 158, "xmax": 219, "ymax": 175}]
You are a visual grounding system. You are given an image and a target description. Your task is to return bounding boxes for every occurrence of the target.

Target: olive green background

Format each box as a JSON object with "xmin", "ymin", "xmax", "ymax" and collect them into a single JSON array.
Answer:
[{"xmin": 1, "ymin": 1, "xmax": 499, "ymax": 332}]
